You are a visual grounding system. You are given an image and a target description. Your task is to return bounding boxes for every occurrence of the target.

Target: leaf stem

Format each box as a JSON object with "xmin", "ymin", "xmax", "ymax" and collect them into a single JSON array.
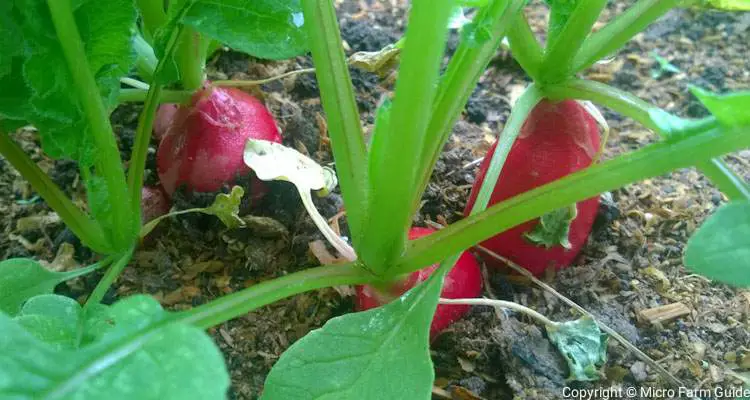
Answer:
[
  {"xmin": 47, "ymin": 0, "xmax": 136, "ymax": 252},
  {"xmin": 118, "ymin": 88, "xmax": 193, "ymax": 104},
  {"xmin": 0, "ymin": 132, "xmax": 112, "ymax": 253},
  {"xmin": 176, "ymin": 27, "xmax": 206, "ymax": 90},
  {"xmin": 394, "ymin": 121, "xmax": 750, "ymax": 273},
  {"xmin": 127, "ymin": 22, "xmax": 186, "ymax": 221},
  {"xmin": 439, "ymin": 298, "xmax": 556, "ymax": 327},
  {"xmin": 573, "ymin": 0, "xmax": 679, "ymax": 73},
  {"xmin": 540, "ymin": 0, "xmax": 608, "ymax": 83},
  {"xmin": 84, "ymin": 249, "xmax": 134, "ymax": 308},
  {"xmin": 178, "ymin": 263, "xmax": 376, "ymax": 329},
  {"xmin": 213, "ymin": 68, "xmax": 316, "ymax": 87},
  {"xmin": 133, "ymin": 33, "xmax": 157, "ymax": 82},
  {"xmin": 360, "ymin": 0, "xmax": 454, "ymax": 272},
  {"xmin": 413, "ymin": 0, "xmax": 524, "ymax": 215},
  {"xmin": 58, "ymin": 255, "xmax": 116, "ymax": 281},
  {"xmin": 470, "ymin": 84, "xmax": 542, "ymax": 215},
  {"xmin": 506, "ymin": 14, "xmax": 544, "ymax": 81},
  {"xmin": 302, "ymin": 0, "xmax": 369, "ymax": 248},
  {"xmin": 544, "ymin": 79, "xmax": 750, "ymax": 201}
]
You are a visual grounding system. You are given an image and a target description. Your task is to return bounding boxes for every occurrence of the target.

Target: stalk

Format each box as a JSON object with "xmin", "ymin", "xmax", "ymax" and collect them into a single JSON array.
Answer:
[
  {"xmin": 545, "ymin": 79, "xmax": 750, "ymax": 201},
  {"xmin": 178, "ymin": 263, "xmax": 375, "ymax": 329},
  {"xmin": 0, "ymin": 133, "xmax": 112, "ymax": 253},
  {"xmin": 412, "ymin": 0, "xmax": 525, "ymax": 215},
  {"xmin": 84, "ymin": 249, "xmax": 134, "ymax": 308},
  {"xmin": 47, "ymin": 0, "xmax": 136, "ymax": 251},
  {"xmin": 302, "ymin": 0, "xmax": 369, "ymax": 246},
  {"xmin": 134, "ymin": 0, "xmax": 167, "ymax": 39},
  {"xmin": 118, "ymin": 89, "xmax": 193, "ymax": 104},
  {"xmin": 540, "ymin": 0, "xmax": 608, "ymax": 83},
  {"xmin": 359, "ymin": 0, "xmax": 454, "ymax": 272},
  {"xmin": 506, "ymin": 14, "xmax": 543, "ymax": 81},
  {"xmin": 175, "ymin": 27, "xmax": 205, "ymax": 90},
  {"xmin": 127, "ymin": 22, "xmax": 186, "ymax": 221},
  {"xmin": 573, "ymin": 0, "xmax": 679, "ymax": 73}
]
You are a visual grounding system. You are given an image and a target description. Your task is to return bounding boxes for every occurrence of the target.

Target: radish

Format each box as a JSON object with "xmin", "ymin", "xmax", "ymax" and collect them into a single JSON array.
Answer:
[
  {"xmin": 141, "ymin": 185, "xmax": 170, "ymax": 223},
  {"xmin": 153, "ymin": 103, "xmax": 178, "ymax": 141},
  {"xmin": 157, "ymin": 85, "xmax": 282, "ymax": 196},
  {"xmin": 356, "ymin": 227, "xmax": 482, "ymax": 338},
  {"xmin": 464, "ymin": 99, "xmax": 601, "ymax": 276}
]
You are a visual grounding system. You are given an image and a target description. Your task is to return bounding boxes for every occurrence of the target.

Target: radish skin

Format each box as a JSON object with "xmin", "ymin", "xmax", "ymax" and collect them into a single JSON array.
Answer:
[{"xmin": 465, "ymin": 99, "xmax": 601, "ymax": 276}]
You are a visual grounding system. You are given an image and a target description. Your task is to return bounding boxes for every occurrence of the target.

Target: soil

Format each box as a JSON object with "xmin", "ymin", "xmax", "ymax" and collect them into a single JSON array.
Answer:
[{"xmin": 2, "ymin": 1, "xmax": 749, "ymax": 400}]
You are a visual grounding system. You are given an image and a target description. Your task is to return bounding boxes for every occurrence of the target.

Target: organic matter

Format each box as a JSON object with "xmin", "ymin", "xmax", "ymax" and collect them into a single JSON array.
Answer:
[
  {"xmin": 141, "ymin": 186, "xmax": 170, "ymax": 223},
  {"xmin": 157, "ymin": 86, "xmax": 282, "ymax": 195},
  {"xmin": 465, "ymin": 99, "xmax": 601, "ymax": 275},
  {"xmin": 355, "ymin": 227, "xmax": 482, "ymax": 338}
]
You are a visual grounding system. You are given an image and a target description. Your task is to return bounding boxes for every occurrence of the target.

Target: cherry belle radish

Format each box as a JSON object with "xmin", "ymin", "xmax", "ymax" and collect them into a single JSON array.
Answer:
[
  {"xmin": 464, "ymin": 99, "xmax": 601, "ymax": 276},
  {"xmin": 356, "ymin": 227, "xmax": 482, "ymax": 339},
  {"xmin": 157, "ymin": 85, "xmax": 282, "ymax": 196}
]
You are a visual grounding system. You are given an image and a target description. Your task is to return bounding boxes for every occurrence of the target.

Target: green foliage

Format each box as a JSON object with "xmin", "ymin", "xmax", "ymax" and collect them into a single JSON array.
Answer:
[
  {"xmin": 547, "ymin": 316, "xmax": 608, "ymax": 381},
  {"xmin": 700, "ymin": 0, "xmax": 750, "ymax": 10},
  {"xmin": 0, "ymin": 258, "xmax": 104, "ymax": 315},
  {"xmin": 544, "ymin": 0, "xmax": 579, "ymax": 46},
  {"xmin": 524, "ymin": 204, "xmax": 577, "ymax": 249},
  {"xmin": 14, "ymin": 294, "xmax": 84, "ymax": 350},
  {"xmin": 684, "ymin": 201, "xmax": 750, "ymax": 287},
  {"xmin": 3, "ymin": 0, "xmax": 136, "ymax": 165},
  {"xmin": 0, "ymin": 295, "xmax": 229, "ymax": 399},
  {"xmin": 691, "ymin": 86, "xmax": 750, "ymax": 127},
  {"xmin": 261, "ymin": 268, "xmax": 447, "ymax": 399},
  {"xmin": 182, "ymin": 0, "xmax": 308, "ymax": 60}
]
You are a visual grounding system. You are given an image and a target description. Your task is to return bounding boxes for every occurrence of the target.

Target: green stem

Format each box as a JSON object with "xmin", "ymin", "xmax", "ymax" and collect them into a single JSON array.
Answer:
[
  {"xmin": 698, "ymin": 158, "xmax": 750, "ymax": 201},
  {"xmin": 394, "ymin": 121, "xmax": 750, "ymax": 274},
  {"xmin": 0, "ymin": 133, "xmax": 111, "ymax": 253},
  {"xmin": 544, "ymin": 79, "xmax": 750, "ymax": 201},
  {"xmin": 58, "ymin": 255, "xmax": 116, "ymax": 281},
  {"xmin": 133, "ymin": 33, "xmax": 157, "ymax": 82},
  {"xmin": 134, "ymin": 0, "xmax": 167, "ymax": 39},
  {"xmin": 471, "ymin": 84, "xmax": 542, "ymax": 215},
  {"xmin": 506, "ymin": 14, "xmax": 543, "ymax": 81},
  {"xmin": 360, "ymin": 0, "xmax": 454, "ymax": 271},
  {"xmin": 47, "ymin": 0, "xmax": 136, "ymax": 252},
  {"xmin": 176, "ymin": 27, "xmax": 205, "ymax": 90},
  {"xmin": 118, "ymin": 88, "xmax": 193, "ymax": 104},
  {"xmin": 84, "ymin": 249, "xmax": 134, "ymax": 308},
  {"xmin": 412, "ymin": 0, "xmax": 524, "ymax": 215},
  {"xmin": 302, "ymin": 0, "xmax": 369, "ymax": 248},
  {"xmin": 127, "ymin": 22, "xmax": 186, "ymax": 221},
  {"xmin": 177, "ymin": 263, "xmax": 375, "ymax": 329},
  {"xmin": 573, "ymin": 0, "xmax": 679, "ymax": 73},
  {"xmin": 540, "ymin": 0, "xmax": 608, "ymax": 83}
]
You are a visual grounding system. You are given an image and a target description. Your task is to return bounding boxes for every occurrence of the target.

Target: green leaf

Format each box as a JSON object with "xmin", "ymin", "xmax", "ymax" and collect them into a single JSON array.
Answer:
[
  {"xmin": 546, "ymin": 316, "xmax": 608, "ymax": 381},
  {"xmin": 181, "ymin": 0, "xmax": 308, "ymax": 60},
  {"xmin": 650, "ymin": 51, "xmax": 680, "ymax": 79},
  {"xmin": 699, "ymin": 0, "xmax": 750, "ymax": 10},
  {"xmin": 690, "ymin": 86, "xmax": 750, "ymax": 127},
  {"xmin": 0, "ymin": 295, "xmax": 230, "ymax": 399},
  {"xmin": 524, "ymin": 204, "xmax": 577, "ymax": 249},
  {"xmin": 544, "ymin": 0, "xmax": 579, "ymax": 46},
  {"xmin": 203, "ymin": 186, "xmax": 245, "ymax": 229},
  {"xmin": 684, "ymin": 201, "xmax": 750, "ymax": 287},
  {"xmin": 0, "ymin": 258, "xmax": 108, "ymax": 316},
  {"xmin": 0, "ymin": 1, "xmax": 24, "ymax": 79},
  {"xmin": 14, "ymin": 0, "xmax": 136, "ymax": 165},
  {"xmin": 261, "ymin": 266, "xmax": 447, "ymax": 399},
  {"xmin": 14, "ymin": 294, "xmax": 83, "ymax": 350}
]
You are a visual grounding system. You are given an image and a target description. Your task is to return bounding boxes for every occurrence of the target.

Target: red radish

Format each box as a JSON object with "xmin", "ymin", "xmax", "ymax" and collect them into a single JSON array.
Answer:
[
  {"xmin": 464, "ymin": 99, "xmax": 600, "ymax": 276},
  {"xmin": 153, "ymin": 103, "xmax": 178, "ymax": 141},
  {"xmin": 157, "ymin": 85, "xmax": 282, "ymax": 196},
  {"xmin": 141, "ymin": 185, "xmax": 170, "ymax": 223},
  {"xmin": 356, "ymin": 227, "xmax": 482, "ymax": 339}
]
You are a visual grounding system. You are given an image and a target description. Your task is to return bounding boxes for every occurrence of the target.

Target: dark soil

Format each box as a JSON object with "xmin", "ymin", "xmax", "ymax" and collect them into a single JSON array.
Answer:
[{"xmin": 1, "ymin": 1, "xmax": 749, "ymax": 400}]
